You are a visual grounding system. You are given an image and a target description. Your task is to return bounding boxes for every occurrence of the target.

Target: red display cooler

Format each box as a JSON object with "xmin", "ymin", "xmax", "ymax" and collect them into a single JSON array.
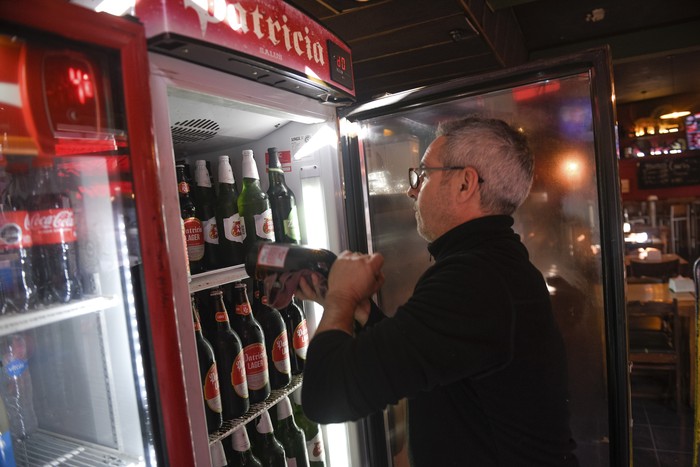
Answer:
[{"xmin": 0, "ymin": 1, "xmax": 195, "ymax": 465}]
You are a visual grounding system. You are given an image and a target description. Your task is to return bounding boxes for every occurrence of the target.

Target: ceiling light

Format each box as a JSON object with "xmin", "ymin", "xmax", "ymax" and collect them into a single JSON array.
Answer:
[{"xmin": 659, "ymin": 111, "xmax": 691, "ymax": 119}]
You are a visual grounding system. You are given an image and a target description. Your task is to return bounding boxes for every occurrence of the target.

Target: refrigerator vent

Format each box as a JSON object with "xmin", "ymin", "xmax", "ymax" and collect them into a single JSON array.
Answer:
[{"xmin": 170, "ymin": 118, "xmax": 220, "ymax": 145}]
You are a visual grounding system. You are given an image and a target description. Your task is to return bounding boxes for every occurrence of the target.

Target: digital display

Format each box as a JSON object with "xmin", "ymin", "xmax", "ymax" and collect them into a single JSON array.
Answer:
[
  {"xmin": 327, "ymin": 40, "xmax": 353, "ymax": 90},
  {"xmin": 43, "ymin": 53, "xmax": 100, "ymax": 132}
]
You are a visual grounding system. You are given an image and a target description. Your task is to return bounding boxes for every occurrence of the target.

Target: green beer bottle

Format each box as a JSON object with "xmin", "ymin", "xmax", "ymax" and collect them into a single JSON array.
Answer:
[
  {"xmin": 266, "ymin": 147, "xmax": 300, "ymax": 244},
  {"xmin": 215, "ymin": 155, "xmax": 245, "ymax": 266},
  {"xmin": 275, "ymin": 396, "xmax": 309, "ymax": 467},
  {"xmin": 291, "ymin": 390, "xmax": 326, "ymax": 466},
  {"xmin": 238, "ymin": 149, "xmax": 275, "ymax": 259}
]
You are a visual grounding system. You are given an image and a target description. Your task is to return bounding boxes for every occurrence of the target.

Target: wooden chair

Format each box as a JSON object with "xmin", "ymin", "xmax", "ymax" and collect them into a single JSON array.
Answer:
[
  {"xmin": 627, "ymin": 299, "xmax": 681, "ymax": 411},
  {"xmin": 628, "ymin": 258, "xmax": 679, "ymax": 282}
]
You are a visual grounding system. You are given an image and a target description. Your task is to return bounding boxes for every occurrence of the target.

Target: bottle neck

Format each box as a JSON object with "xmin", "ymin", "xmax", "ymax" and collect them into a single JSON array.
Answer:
[
  {"xmin": 218, "ymin": 158, "xmax": 235, "ymax": 184},
  {"xmin": 195, "ymin": 164, "xmax": 212, "ymax": 188},
  {"xmin": 241, "ymin": 153, "xmax": 260, "ymax": 180}
]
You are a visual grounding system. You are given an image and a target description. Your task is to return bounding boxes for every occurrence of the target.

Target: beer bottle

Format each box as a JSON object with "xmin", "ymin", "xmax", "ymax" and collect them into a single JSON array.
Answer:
[
  {"xmin": 279, "ymin": 299, "xmax": 308, "ymax": 375},
  {"xmin": 275, "ymin": 396, "xmax": 309, "ymax": 467},
  {"xmin": 249, "ymin": 411, "xmax": 287, "ymax": 467},
  {"xmin": 291, "ymin": 390, "xmax": 326, "ymax": 467},
  {"xmin": 192, "ymin": 296, "xmax": 223, "ymax": 433},
  {"xmin": 266, "ymin": 148, "xmax": 300, "ymax": 245},
  {"xmin": 194, "ymin": 160, "xmax": 220, "ymax": 270},
  {"xmin": 252, "ymin": 281, "xmax": 291, "ymax": 390},
  {"xmin": 228, "ymin": 282, "xmax": 270, "ymax": 403},
  {"xmin": 224, "ymin": 427, "xmax": 263, "ymax": 467},
  {"xmin": 177, "ymin": 164, "xmax": 206, "ymax": 274},
  {"xmin": 238, "ymin": 149, "xmax": 275, "ymax": 259},
  {"xmin": 210, "ymin": 288, "xmax": 249, "ymax": 420},
  {"xmin": 215, "ymin": 155, "xmax": 245, "ymax": 267},
  {"xmin": 210, "ymin": 440, "xmax": 228, "ymax": 467}
]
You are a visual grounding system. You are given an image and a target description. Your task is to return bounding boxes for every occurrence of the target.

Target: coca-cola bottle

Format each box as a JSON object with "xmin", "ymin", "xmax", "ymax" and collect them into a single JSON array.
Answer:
[
  {"xmin": 225, "ymin": 427, "xmax": 263, "ymax": 467},
  {"xmin": 0, "ymin": 333, "xmax": 38, "ymax": 441},
  {"xmin": 279, "ymin": 299, "xmax": 308, "ymax": 375},
  {"xmin": 192, "ymin": 296, "xmax": 223, "ymax": 434},
  {"xmin": 252, "ymin": 281, "xmax": 291, "ymax": 390},
  {"xmin": 29, "ymin": 159, "xmax": 81, "ymax": 305},
  {"xmin": 210, "ymin": 288, "xmax": 249, "ymax": 421},
  {"xmin": 215, "ymin": 155, "xmax": 245, "ymax": 267},
  {"xmin": 177, "ymin": 164, "xmax": 206, "ymax": 274},
  {"xmin": 193, "ymin": 160, "xmax": 220, "ymax": 271},
  {"xmin": 238, "ymin": 149, "xmax": 274, "ymax": 260},
  {"xmin": 266, "ymin": 148, "xmax": 300, "ymax": 245},
  {"xmin": 228, "ymin": 282, "xmax": 270, "ymax": 403},
  {"xmin": 0, "ymin": 168, "xmax": 36, "ymax": 313}
]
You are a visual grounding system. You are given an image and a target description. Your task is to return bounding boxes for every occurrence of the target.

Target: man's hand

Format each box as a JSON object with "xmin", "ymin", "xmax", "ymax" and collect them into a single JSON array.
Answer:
[{"xmin": 315, "ymin": 251, "xmax": 384, "ymax": 335}]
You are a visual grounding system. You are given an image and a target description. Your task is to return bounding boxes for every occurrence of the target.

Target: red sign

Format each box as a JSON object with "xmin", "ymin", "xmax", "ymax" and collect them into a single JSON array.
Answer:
[{"xmin": 136, "ymin": 0, "xmax": 354, "ymax": 96}]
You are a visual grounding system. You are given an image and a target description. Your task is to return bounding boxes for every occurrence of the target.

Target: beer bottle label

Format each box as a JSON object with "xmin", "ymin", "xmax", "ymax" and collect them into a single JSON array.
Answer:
[
  {"xmin": 284, "ymin": 206, "xmax": 300, "ymax": 242},
  {"xmin": 293, "ymin": 320, "xmax": 309, "ymax": 360},
  {"xmin": 203, "ymin": 216, "xmax": 219, "ymax": 245},
  {"xmin": 243, "ymin": 343, "xmax": 269, "ymax": 390},
  {"xmin": 235, "ymin": 302, "xmax": 251, "ymax": 316},
  {"xmin": 178, "ymin": 181, "xmax": 190, "ymax": 194},
  {"xmin": 215, "ymin": 311, "xmax": 228, "ymax": 322},
  {"xmin": 257, "ymin": 243, "xmax": 289, "ymax": 269},
  {"xmin": 223, "ymin": 213, "xmax": 246, "ymax": 243},
  {"xmin": 232, "ymin": 350, "xmax": 249, "ymax": 398},
  {"xmin": 203, "ymin": 364, "xmax": 222, "ymax": 413},
  {"xmin": 254, "ymin": 208, "xmax": 275, "ymax": 241},
  {"xmin": 307, "ymin": 432, "xmax": 325, "ymax": 462},
  {"xmin": 272, "ymin": 331, "xmax": 291, "ymax": 374},
  {"xmin": 30, "ymin": 208, "xmax": 77, "ymax": 245},
  {"xmin": 183, "ymin": 217, "xmax": 205, "ymax": 261},
  {"xmin": 0, "ymin": 211, "xmax": 32, "ymax": 248}
]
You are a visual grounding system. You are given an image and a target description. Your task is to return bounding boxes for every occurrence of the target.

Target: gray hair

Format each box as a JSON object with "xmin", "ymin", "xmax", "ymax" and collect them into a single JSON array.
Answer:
[{"xmin": 436, "ymin": 116, "xmax": 533, "ymax": 215}]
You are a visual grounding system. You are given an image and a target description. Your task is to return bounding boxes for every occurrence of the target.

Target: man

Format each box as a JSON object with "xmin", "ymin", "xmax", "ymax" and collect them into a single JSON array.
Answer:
[{"xmin": 298, "ymin": 116, "xmax": 578, "ymax": 466}]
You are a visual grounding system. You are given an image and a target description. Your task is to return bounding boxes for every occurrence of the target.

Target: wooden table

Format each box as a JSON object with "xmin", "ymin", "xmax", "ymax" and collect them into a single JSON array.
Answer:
[
  {"xmin": 624, "ymin": 253, "xmax": 691, "ymax": 277},
  {"xmin": 626, "ymin": 282, "xmax": 698, "ymax": 404}
]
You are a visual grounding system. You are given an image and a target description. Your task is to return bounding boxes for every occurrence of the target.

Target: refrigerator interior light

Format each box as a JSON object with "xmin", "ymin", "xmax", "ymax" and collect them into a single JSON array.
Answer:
[{"xmin": 294, "ymin": 125, "xmax": 338, "ymax": 160}]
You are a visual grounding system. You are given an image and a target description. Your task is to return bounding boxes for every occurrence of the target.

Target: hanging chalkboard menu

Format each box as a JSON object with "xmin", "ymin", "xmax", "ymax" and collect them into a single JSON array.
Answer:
[{"xmin": 637, "ymin": 153, "xmax": 700, "ymax": 189}]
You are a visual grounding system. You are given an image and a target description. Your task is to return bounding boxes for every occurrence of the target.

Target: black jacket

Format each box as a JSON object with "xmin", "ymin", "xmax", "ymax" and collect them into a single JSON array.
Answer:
[{"xmin": 302, "ymin": 215, "xmax": 578, "ymax": 466}]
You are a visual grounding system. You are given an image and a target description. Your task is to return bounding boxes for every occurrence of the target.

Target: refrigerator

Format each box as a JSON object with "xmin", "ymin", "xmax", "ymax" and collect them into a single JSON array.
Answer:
[
  {"xmin": 0, "ymin": 0, "xmax": 192, "ymax": 466},
  {"xmin": 2, "ymin": 1, "xmax": 633, "ymax": 467}
]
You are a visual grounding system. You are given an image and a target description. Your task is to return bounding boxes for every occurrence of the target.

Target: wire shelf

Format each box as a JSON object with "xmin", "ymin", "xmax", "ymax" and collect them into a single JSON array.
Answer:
[
  {"xmin": 13, "ymin": 431, "xmax": 142, "ymax": 466},
  {"xmin": 208, "ymin": 374, "xmax": 303, "ymax": 445}
]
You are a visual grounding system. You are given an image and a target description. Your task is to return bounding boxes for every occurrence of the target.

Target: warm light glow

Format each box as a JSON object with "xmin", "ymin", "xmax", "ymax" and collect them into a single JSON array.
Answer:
[
  {"xmin": 660, "ymin": 111, "xmax": 691, "ymax": 119},
  {"xmin": 623, "ymin": 222, "xmax": 631, "ymax": 233},
  {"xmin": 294, "ymin": 125, "xmax": 337, "ymax": 160}
]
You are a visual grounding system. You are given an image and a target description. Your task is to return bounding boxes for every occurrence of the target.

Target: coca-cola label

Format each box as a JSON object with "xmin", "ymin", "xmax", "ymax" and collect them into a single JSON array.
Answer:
[
  {"xmin": 243, "ymin": 343, "xmax": 268, "ymax": 390},
  {"xmin": 235, "ymin": 302, "xmax": 251, "ymax": 316},
  {"xmin": 203, "ymin": 216, "xmax": 219, "ymax": 245},
  {"xmin": 257, "ymin": 243, "xmax": 289, "ymax": 269},
  {"xmin": 307, "ymin": 432, "xmax": 325, "ymax": 462},
  {"xmin": 214, "ymin": 311, "xmax": 229, "ymax": 322},
  {"xmin": 254, "ymin": 209, "xmax": 275, "ymax": 241},
  {"xmin": 30, "ymin": 208, "xmax": 77, "ymax": 245},
  {"xmin": 272, "ymin": 330, "xmax": 291, "ymax": 374},
  {"xmin": 0, "ymin": 211, "xmax": 32, "ymax": 249},
  {"xmin": 203, "ymin": 363, "xmax": 222, "ymax": 413},
  {"xmin": 184, "ymin": 217, "xmax": 205, "ymax": 261},
  {"xmin": 232, "ymin": 350, "xmax": 249, "ymax": 398},
  {"xmin": 293, "ymin": 319, "xmax": 309, "ymax": 360},
  {"xmin": 223, "ymin": 213, "xmax": 246, "ymax": 243}
]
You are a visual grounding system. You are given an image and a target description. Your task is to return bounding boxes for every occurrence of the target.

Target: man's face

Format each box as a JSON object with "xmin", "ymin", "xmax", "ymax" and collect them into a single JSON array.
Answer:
[{"xmin": 406, "ymin": 137, "xmax": 455, "ymax": 242}]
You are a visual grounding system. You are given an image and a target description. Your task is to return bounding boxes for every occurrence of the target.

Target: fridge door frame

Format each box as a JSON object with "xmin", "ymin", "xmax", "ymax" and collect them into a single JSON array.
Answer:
[
  {"xmin": 340, "ymin": 47, "xmax": 629, "ymax": 466},
  {"xmin": 0, "ymin": 1, "xmax": 192, "ymax": 465}
]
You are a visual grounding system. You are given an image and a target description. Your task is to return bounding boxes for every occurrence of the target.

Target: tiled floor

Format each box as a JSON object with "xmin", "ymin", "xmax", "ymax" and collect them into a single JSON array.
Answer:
[{"xmin": 632, "ymin": 397, "xmax": 695, "ymax": 467}]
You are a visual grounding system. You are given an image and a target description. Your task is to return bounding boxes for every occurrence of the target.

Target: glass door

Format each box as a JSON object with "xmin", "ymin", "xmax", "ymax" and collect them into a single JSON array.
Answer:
[{"xmin": 341, "ymin": 48, "xmax": 628, "ymax": 467}]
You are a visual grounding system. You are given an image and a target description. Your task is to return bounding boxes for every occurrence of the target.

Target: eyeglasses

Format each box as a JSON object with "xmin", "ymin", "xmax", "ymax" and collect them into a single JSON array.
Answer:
[{"xmin": 408, "ymin": 166, "xmax": 484, "ymax": 189}]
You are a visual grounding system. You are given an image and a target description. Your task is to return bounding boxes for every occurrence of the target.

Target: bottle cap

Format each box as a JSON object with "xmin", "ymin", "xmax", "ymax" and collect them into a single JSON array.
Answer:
[
  {"xmin": 195, "ymin": 160, "xmax": 212, "ymax": 188},
  {"xmin": 241, "ymin": 149, "xmax": 259, "ymax": 180},
  {"xmin": 218, "ymin": 155, "xmax": 235, "ymax": 184}
]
